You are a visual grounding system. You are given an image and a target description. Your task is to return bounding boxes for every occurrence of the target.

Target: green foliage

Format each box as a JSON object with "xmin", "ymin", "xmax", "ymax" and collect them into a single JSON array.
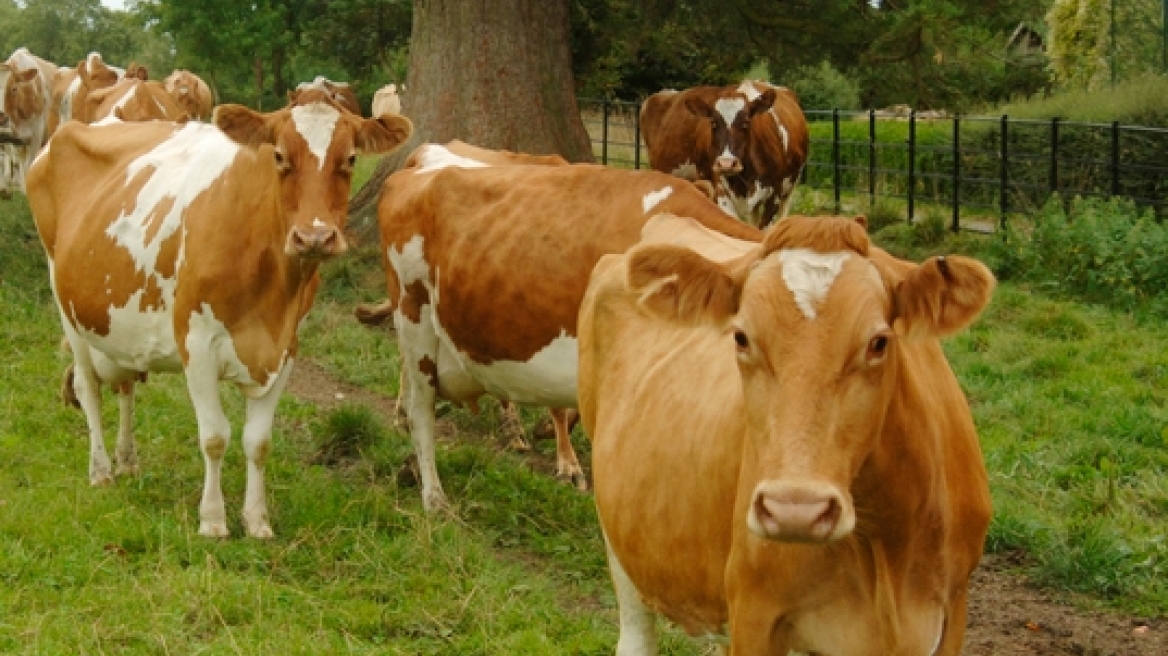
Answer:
[
  {"xmin": 1046, "ymin": 0, "xmax": 1165, "ymax": 90},
  {"xmin": 994, "ymin": 74, "xmax": 1168, "ymax": 126},
  {"xmin": 992, "ymin": 196, "xmax": 1168, "ymax": 313},
  {"xmin": 784, "ymin": 61, "xmax": 861, "ymax": 111}
]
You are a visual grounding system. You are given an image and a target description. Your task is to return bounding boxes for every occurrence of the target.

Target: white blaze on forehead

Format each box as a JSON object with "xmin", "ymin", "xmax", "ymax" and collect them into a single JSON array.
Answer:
[
  {"xmin": 388, "ymin": 235, "xmax": 429, "ymax": 287},
  {"xmin": 642, "ymin": 185, "xmax": 673, "ymax": 213},
  {"xmin": 414, "ymin": 144, "xmax": 490, "ymax": 173},
  {"xmin": 775, "ymin": 249, "xmax": 852, "ymax": 320},
  {"xmin": 713, "ymin": 97, "xmax": 745, "ymax": 128},
  {"xmin": 290, "ymin": 103, "xmax": 342, "ymax": 171},
  {"xmin": 105, "ymin": 122, "xmax": 240, "ymax": 277}
]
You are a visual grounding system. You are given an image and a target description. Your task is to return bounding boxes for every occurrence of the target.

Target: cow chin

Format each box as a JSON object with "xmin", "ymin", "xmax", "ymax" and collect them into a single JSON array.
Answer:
[{"xmin": 746, "ymin": 480, "xmax": 856, "ymax": 543}]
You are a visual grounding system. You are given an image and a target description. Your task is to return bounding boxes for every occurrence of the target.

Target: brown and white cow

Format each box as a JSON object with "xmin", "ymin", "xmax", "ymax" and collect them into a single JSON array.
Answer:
[
  {"xmin": 28, "ymin": 100, "xmax": 412, "ymax": 538},
  {"xmin": 163, "ymin": 69, "xmax": 214, "ymax": 121},
  {"xmin": 293, "ymin": 76, "xmax": 361, "ymax": 116},
  {"xmin": 0, "ymin": 47, "xmax": 57, "ymax": 195},
  {"xmin": 376, "ymin": 155, "xmax": 761, "ymax": 510},
  {"xmin": 578, "ymin": 214, "xmax": 995, "ymax": 654},
  {"xmin": 372, "ymin": 83, "xmax": 402, "ymax": 117},
  {"xmin": 82, "ymin": 77, "xmax": 188, "ymax": 124},
  {"xmin": 641, "ymin": 80, "xmax": 809, "ymax": 229}
]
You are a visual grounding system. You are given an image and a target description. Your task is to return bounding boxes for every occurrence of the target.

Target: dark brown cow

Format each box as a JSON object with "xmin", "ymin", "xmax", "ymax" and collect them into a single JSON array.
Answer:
[
  {"xmin": 579, "ymin": 214, "xmax": 995, "ymax": 654},
  {"xmin": 376, "ymin": 156, "xmax": 761, "ymax": 511},
  {"xmin": 29, "ymin": 98, "xmax": 412, "ymax": 538},
  {"xmin": 641, "ymin": 80, "xmax": 809, "ymax": 228}
]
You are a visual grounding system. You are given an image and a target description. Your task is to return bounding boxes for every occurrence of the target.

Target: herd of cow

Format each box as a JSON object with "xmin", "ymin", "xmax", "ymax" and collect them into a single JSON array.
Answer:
[{"xmin": 1, "ymin": 44, "xmax": 999, "ymax": 654}]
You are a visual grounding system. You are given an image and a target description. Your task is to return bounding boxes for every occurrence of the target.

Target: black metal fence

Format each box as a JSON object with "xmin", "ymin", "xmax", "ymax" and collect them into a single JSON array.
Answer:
[{"xmin": 580, "ymin": 98, "xmax": 1168, "ymax": 231}]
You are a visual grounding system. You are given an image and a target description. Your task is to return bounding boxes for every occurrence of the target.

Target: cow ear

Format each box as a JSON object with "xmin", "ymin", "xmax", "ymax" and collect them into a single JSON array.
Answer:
[
  {"xmin": 214, "ymin": 104, "xmax": 273, "ymax": 147},
  {"xmin": 853, "ymin": 215, "xmax": 869, "ymax": 232},
  {"xmin": 627, "ymin": 244, "xmax": 748, "ymax": 325},
  {"xmin": 17, "ymin": 68, "xmax": 38, "ymax": 83},
  {"xmin": 748, "ymin": 88, "xmax": 776, "ymax": 117},
  {"xmin": 684, "ymin": 96, "xmax": 713, "ymax": 118},
  {"xmin": 354, "ymin": 114, "xmax": 413, "ymax": 154},
  {"xmin": 893, "ymin": 255, "xmax": 995, "ymax": 340}
]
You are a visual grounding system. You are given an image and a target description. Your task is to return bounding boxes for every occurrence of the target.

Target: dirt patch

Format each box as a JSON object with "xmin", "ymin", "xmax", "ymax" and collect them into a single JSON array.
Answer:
[{"xmin": 286, "ymin": 359, "xmax": 1164, "ymax": 654}]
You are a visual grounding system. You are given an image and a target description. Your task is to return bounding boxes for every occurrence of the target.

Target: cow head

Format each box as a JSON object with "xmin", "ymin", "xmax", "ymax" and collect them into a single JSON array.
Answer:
[
  {"xmin": 213, "ymin": 101, "xmax": 412, "ymax": 259},
  {"xmin": 625, "ymin": 216, "xmax": 994, "ymax": 544},
  {"xmin": 0, "ymin": 62, "xmax": 44, "ymax": 137},
  {"xmin": 74, "ymin": 53, "xmax": 124, "ymax": 123},
  {"xmin": 685, "ymin": 88, "xmax": 776, "ymax": 178},
  {"xmin": 291, "ymin": 76, "xmax": 362, "ymax": 116}
]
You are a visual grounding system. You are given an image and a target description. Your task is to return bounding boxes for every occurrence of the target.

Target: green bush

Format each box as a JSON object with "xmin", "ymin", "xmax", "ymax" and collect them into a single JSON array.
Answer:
[
  {"xmin": 992, "ymin": 196, "xmax": 1168, "ymax": 313},
  {"xmin": 785, "ymin": 61, "xmax": 861, "ymax": 112}
]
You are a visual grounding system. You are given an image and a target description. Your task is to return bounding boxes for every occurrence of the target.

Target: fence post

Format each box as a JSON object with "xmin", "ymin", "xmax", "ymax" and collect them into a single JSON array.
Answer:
[
  {"xmin": 1000, "ymin": 115, "xmax": 1009, "ymax": 231},
  {"xmin": 832, "ymin": 108, "xmax": 841, "ymax": 213},
  {"xmin": 633, "ymin": 101, "xmax": 642, "ymax": 170},
  {"xmin": 1049, "ymin": 117, "xmax": 1060, "ymax": 197},
  {"xmin": 1111, "ymin": 121, "xmax": 1120, "ymax": 197},
  {"xmin": 869, "ymin": 109, "xmax": 876, "ymax": 206},
  {"xmin": 952, "ymin": 114, "xmax": 961, "ymax": 233},
  {"xmin": 907, "ymin": 109, "xmax": 916, "ymax": 225},
  {"xmin": 601, "ymin": 98, "xmax": 610, "ymax": 166}
]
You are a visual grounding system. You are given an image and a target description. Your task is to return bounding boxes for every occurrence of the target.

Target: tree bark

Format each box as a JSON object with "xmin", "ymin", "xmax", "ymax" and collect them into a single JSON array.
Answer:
[{"xmin": 348, "ymin": 0, "xmax": 595, "ymax": 238}]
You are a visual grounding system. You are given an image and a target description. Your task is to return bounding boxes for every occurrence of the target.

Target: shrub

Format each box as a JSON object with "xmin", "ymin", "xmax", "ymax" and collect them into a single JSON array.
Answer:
[
  {"xmin": 784, "ymin": 61, "xmax": 861, "ymax": 111},
  {"xmin": 992, "ymin": 196, "xmax": 1168, "ymax": 313}
]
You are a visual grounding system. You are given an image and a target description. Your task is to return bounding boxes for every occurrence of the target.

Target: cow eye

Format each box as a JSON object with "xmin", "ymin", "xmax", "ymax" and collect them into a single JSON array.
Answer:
[
  {"xmin": 734, "ymin": 330, "xmax": 750, "ymax": 350},
  {"xmin": 867, "ymin": 334, "xmax": 889, "ymax": 362},
  {"xmin": 347, "ymin": 154, "xmax": 356, "ymax": 168},
  {"xmin": 274, "ymin": 150, "xmax": 285, "ymax": 166}
]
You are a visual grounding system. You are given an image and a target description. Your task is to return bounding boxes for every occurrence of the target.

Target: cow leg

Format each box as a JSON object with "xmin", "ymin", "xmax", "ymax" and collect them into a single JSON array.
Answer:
[
  {"xmin": 500, "ymin": 401, "xmax": 530, "ymax": 451},
  {"xmin": 394, "ymin": 367, "xmax": 409, "ymax": 428},
  {"xmin": 65, "ymin": 344, "xmax": 113, "ymax": 487},
  {"xmin": 604, "ymin": 533, "xmax": 658, "ymax": 655},
  {"xmin": 113, "ymin": 383, "xmax": 138, "ymax": 476},
  {"xmin": 239, "ymin": 360, "xmax": 295, "ymax": 539},
  {"xmin": 184, "ymin": 359, "xmax": 232, "ymax": 538},
  {"xmin": 394, "ymin": 307, "xmax": 446, "ymax": 512},
  {"xmin": 551, "ymin": 408, "xmax": 587, "ymax": 491}
]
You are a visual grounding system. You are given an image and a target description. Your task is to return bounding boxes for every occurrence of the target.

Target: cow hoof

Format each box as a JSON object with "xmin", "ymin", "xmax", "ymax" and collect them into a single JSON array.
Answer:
[
  {"xmin": 558, "ymin": 465, "xmax": 589, "ymax": 492},
  {"xmin": 245, "ymin": 523, "xmax": 274, "ymax": 539},
  {"xmin": 115, "ymin": 456, "xmax": 139, "ymax": 477},
  {"xmin": 89, "ymin": 471, "xmax": 114, "ymax": 487},
  {"xmin": 422, "ymin": 490, "xmax": 449, "ymax": 513},
  {"xmin": 198, "ymin": 522, "xmax": 230, "ymax": 538}
]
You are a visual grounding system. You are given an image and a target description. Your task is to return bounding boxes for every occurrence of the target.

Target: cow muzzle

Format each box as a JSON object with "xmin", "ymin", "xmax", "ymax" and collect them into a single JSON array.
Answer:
[
  {"xmin": 286, "ymin": 224, "xmax": 348, "ymax": 258},
  {"xmin": 714, "ymin": 155, "xmax": 742, "ymax": 176},
  {"xmin": 747, "ymin": 481, "xmax": 854, "ymax": 543}
]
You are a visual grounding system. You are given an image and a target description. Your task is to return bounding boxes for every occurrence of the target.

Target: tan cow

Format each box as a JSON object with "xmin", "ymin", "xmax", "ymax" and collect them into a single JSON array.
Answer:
[
  {"xmin": 578, "ymin": 214, "xmax": 995, "ymax": 654},
  {"xmin": 163, "ymin": 69, "xmax": 214, "ymax": 121},
  {"xmin": 372, "ymin": 83, "xmax": 402, "ymax": 116},
  {"xmin": 376, "ymin": 155, "xmax": 761, "ymax": 510},
  {"xmin": 82, "ymin": 78, "xmax": 188, "ymax": 123},
  {"xmin": 68, "ymin": 52, "xmax": 125, "ymax": 123},
  {"xmin": 0, "ymin": 48, "xmax": 57, "ymax": 195},
  {"xmin": 641, "ymin": 80, "xmax": 809, "ymax": 228},
  {"xmin": 28, "ymin": 99, "xmax": 412, "ymax": 538},
  {"xmin": 293, "ymin": 76, "xmax": 361, "ymax": 116}
]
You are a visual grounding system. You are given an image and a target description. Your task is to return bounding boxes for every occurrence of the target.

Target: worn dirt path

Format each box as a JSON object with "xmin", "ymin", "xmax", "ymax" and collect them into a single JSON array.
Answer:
[{"xmin": 288, "ymin": 359, "xmax": 1165, "ymax": 655}]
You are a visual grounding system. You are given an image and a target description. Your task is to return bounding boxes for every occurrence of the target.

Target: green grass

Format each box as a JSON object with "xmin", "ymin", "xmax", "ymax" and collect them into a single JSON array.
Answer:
[{"xmin": 3, "ymin": 177, "xmax": 1168, "ymax": 656}]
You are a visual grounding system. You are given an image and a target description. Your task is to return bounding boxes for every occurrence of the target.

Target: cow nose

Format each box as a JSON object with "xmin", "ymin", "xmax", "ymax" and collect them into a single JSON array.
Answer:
[
  {"xmin": 715, "ymin": 155, "xmax": 740, "ymax": 173},
  {"xmin": 747, "ymin": 482, "xmax": 853, "ymax": 543},
  {"xmin": 286, "ymin": 225, "xmax": 347, "ymax": 258}
]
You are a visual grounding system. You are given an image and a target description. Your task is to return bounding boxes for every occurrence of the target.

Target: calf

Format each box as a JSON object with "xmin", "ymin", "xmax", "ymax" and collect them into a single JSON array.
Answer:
[
  {"xmin": 163, "ymin": 69, "xmax": 214, "ymax": 120},
  {"xmin": 579, "ymin": 214, "xmax": 994, "ymax": 654}
]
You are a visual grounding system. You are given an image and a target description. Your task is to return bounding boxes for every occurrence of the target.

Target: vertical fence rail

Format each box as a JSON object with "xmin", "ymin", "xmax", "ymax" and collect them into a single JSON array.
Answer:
[
  {"xmin": 952, "ymin": 115, "xmax": 961, "ymax": 233},
  {"xmin": 907, "ymin": 110, "xmax": 916, "ymax": 224},
  {"xmin": 1000, "ymin": 114, "xmax": 1009, "ymax": 231},
  {"xmin": 832, "ymin": 108, "xmax": 841, "ymax": 213},
  {"xmin": 633, "ymin": 101, "xmax": 642, "ymax": 170},
  {"xmin": 868, "ymin": 109, "xmax": 876, "ymax": 205},
  {"xmin": 601, "ymin": 98, "xmax": 610, "ymax": 165},
  {"xmin": 1050, "ymin": 117, "xmax": 1060, "ymax": 196}
]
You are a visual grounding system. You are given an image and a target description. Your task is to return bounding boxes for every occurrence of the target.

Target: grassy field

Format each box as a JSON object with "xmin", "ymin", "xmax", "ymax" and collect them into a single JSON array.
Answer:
[{"xmin": 1, "ymin": 176, "xmax": 1167, "ymax": 655}]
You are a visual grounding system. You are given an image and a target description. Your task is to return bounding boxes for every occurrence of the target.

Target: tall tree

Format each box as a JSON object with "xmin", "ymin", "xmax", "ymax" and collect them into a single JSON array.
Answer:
[{"xmin": 349, "ymin": 0, "xmax": 594, "ymax": 225}]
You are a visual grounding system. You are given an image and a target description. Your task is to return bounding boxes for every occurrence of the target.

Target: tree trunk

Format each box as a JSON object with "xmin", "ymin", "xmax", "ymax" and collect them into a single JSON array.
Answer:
[{"xmin": 348, "ymin": 0, "xmax": 595, "ymax": 239}]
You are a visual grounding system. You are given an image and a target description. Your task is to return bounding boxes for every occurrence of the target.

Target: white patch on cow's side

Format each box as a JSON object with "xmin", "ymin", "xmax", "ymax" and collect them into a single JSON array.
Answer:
[
  {"xmin": 713, "ymin": 97, "xmax": 745, "ymax": 128},
  {"xmin": 290, "ymin": 103, "xmax": 341, "ymax": 171},
  {"xmin": 110, "ymin": 84, "xmax": 138, "ymax": 115},
  {"xmin": 642, "ymin": 186, "xmax": 673, "ymax": 214},
  {"xmin": 70, "ymin": 288, "xmax": 182, "ymax": 373},
  {"xmin": 671, "ymin": 161, "xmax": 699, "ymax": 180},
  {"xmin": 775, "ymin": 249, "xmax": 852, "ymax": 320},
  {"xmin": 387, "ymin": 234, "xmax": 429, "ymax": 287},
  {"xmin": 778, "ymin": 123, "xmax": 790, "ymax": 152},
  {"xmin": 453, "ymin": 330, "xmax": 578, "ymax": 408},
  {"xmin": 59, "ymin": 75, "xmax": 81, "ymax": 124},
  {"xmin": 105, "ymin": 122, "xmax": 238, "ymax": 280},
  {"xmin": 414, "ymin": 144, "xmax": 490, "ymax": 174}
]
